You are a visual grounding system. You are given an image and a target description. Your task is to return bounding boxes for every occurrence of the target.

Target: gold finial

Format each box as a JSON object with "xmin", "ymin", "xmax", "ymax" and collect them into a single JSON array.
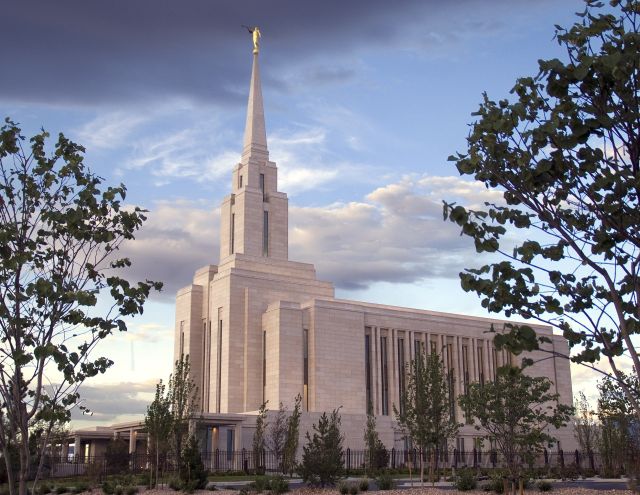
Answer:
[{"xmin": 243, "ymin": 25, "xmax": 261, "ymax": 54}]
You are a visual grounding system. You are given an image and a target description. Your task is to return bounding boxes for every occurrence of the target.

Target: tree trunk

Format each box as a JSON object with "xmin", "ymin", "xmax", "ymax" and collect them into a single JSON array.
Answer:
[
  {"xmin": 2, "ymin": 445, "xmax": 16, "ymax": 495},
  {"xmin": 420, "ymin": 448, "xmax": 424, "ymax": 487},
  {"xmin": 429, "ymin": 449, "xmax": 435, "ymax": 486},
  {"xmin": 518, "ymin": 478, "xmax": 524, "ymax": 495},
  {"xmin": 19, "ymin": 436, "xmax": 29, "ymax": 495}
]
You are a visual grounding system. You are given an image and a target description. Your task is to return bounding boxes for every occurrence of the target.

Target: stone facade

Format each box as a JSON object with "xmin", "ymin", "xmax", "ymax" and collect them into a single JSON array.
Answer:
[{"xmin": 173, "ymin": 50, "xmax": 577, "ymax": 453}]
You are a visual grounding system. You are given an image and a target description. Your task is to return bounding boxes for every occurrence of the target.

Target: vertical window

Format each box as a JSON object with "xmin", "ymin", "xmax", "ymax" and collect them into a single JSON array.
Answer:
[
  {"xmin": 216, "ymin": 310, "xmax": 222, "ymax": 413},
  {"xmin": 226, "ymin": 429, "xmax": 234, "ymax": 458},
  {"xmin": 262, "ymin": 330, "xmax": 267, "ymax": 403},
  {"xmin": 430, "ymin": 340, "xmax": 437, "ymax": 355},
  {"xmin": 263, "ymin": 211, "xmax": 269, "ymax": 256},
  {"xmin": 364, "ymin": 334, "xmax": 372, "ymax": 414},
  {"xmin": 477, "ymin": 346, "xmax": 485, "ymax": 385},
  {"xmin": 230, "ymin": 213, "xmax": 235, "ymax": 255},
  {"xmin": 260, "ymin": 173, "xmax": 265, "ymax": 201},
  {"xmin": 462, "ymin": 344, "xmax": 471, "ymax": 423},
  {"xmin": 491, "ymin": 347, "xmax": 498, "ymax": 381},
  {"xmin": 202, "ymin": 321, "xmax": 207, "ymax": 409},
  {"xmin": 397, "ymin": 338, "xmax": 405, "ymax": 415},
  {"xmin": 447, "ymin": 343, "xmax": 455, "ymax": 420},
  {"xmin": 238, "ymin": 174, "xmax": 243, "ymax": 189},
  {"xmin": 380, "ymin": 336, "xmax": 389, "ymax": 416},
  {"xmin": 303, "ymin": 328, "xmax": 309, "ymax": 411},
  {"xmin": 179, "ymin": 321, "xmax": 185, "ymax": 357}
]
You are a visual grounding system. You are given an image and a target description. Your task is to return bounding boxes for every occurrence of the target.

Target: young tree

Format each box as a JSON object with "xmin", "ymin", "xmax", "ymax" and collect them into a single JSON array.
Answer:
[
  {"xmin": 0, "ymin": 120, "xmax": 161, "ymax": 495},
  {"xmin": 180, "ymin": 435, "xmax": 208, "ymax": 491},
  {"xmin": 573, "ymin": 391, "xmax": 599, "ymax": 456},
  {"xmin": 363, "ymin": 412, "xmax": 388, "ymax": 475},
  {"xmin": 597, "ymin": 373, "xmax": 640, "ymax": 478},
  {"xmin": 282, "ymin": 394, "xmax": 302, "ymax": 477},
  {"xmin": 299, "ymin": 409, "xmax": 344, "ymax": 487},
  {"xmin": 144, "ymin": 380, "xmax": 172, "ymax": 487},
  {"xmin": 459, "ymin": 365, "xmax": 573, "ymax": 495},
  {"xmin": 443, "ymin": 0, "xmax": 640, "ymax": 418},
  {"xmin": 267, "ymin": 402, "xmax": 288, "ymax": 472},
  {"xmin": 394, "ymin": 350, "xmax": 459, "ymax": 485},
  {"xmin": 168, "ymin": 355, "xmax": 199, "ymax": 468},
  {"xmin": 252, "ymin": 401, "xmax": 268, "ymax": 472}
]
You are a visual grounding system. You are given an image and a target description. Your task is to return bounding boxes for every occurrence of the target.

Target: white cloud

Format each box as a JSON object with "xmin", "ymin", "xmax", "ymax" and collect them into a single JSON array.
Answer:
[
  {"xmin": 119, "ymin": 199, "xmax": 219, "ymax": 299},
  {"xmin": 75, "ymin": 112, "xmax": 148, "ymax": 150},
  {"xmin": 116, "ymin": 174, "xmax": 499, "ymax": 296}
]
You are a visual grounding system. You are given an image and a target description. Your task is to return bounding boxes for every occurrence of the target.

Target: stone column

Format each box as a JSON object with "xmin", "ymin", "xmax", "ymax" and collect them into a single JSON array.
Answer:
[
  {"xmin": 74, "ymin": 436, "xmax": 82, "ymax": 461},
  {"xmin": 129, "ymin": 429, "xmax": 137, "ymax": 454},
  {"xmin": 233, "ymin": 424, "xmax": 243, "ymax": 451},
  {"xmin": 62, "ymin": 441, "xmax": 69, "ymax": 461}
]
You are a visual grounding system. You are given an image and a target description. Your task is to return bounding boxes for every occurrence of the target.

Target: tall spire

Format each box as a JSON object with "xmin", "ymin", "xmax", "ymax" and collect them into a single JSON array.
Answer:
[{"xmin": 241, "ymin": 51, "xmax": 268, "ymax": 163}]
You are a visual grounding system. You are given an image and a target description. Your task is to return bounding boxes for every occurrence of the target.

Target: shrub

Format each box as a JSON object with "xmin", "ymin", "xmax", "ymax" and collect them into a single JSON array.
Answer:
[
  {"xmin": 358, "ymin": 478, "xmax": 369, "ymax": 492},
  {"xmin": 338, "ymin": 482, "xmax": 349, "ymax": 495},
  {"xmin": 168, "ymin": 478, "xmax": 182, "ymax": 491},
  {"xmin": 36, "ymin": 484, "xmax": 52, "ymax": 495},
  {"xmin": 483, "ymin": 475, "xmax": 504, "ymax": 494},
  {"xmin": 125, "ymin": 487, "xmax": 138, "ymax": 495},
  {"xmin": 239, "ymin": 488, "xmax": 250, "ymax": 495},
  {"xmin": 348, "ymin": 483, "xmax": 359, "ymax": 495},
  {"xmin": 538, "ymin": 480, "xmax": 553, "ymax": 492},
  {"xmin": 375, "ymin": 472, "xmax": 394, "ymax": 491},
  {"xmin": 455, "ymin": 468, "xmax": 477, "ymax": 491},
  {"xmin": 72, "ymin": 483, "xmax": 88, "ymax": 494},
  {"xmin": 101, "ymin": 481, "xmax": 114, "ymax": 495},
  {"xmin": 269, "ymin": 475, "xmax": 289, "ymax": 494},
  {"xmin": 249, "ymin": 476, "xmax": 270, "ymax": 493},
  {"xmin": 113, "ymin": 485, "xmax": 124, "ymax": 495},
  {"xmin": 55, "ymin": 487, "xmax": 68, "ymax": 495}
]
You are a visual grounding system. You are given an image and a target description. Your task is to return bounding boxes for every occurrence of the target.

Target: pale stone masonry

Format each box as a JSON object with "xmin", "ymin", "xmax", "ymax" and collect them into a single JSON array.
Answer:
[{"xmin": 172, "ymin": 48, "xmax": 577, "ymax": 453}]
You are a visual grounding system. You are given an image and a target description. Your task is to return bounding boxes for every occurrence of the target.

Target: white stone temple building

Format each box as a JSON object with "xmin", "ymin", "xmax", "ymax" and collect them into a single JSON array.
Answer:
[
  {"xmin": 66, "ymin": 46, "xmax": 576, "ymax": 461},
  {"xmin": 171, "ymin": 48, "xmax": 577, "ymax": 454}
]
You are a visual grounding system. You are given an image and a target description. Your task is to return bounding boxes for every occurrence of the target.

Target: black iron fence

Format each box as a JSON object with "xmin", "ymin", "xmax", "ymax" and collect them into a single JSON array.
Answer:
[{"xmin": 32, "ymin": 448, "xmax": 625, "ymax": 480}]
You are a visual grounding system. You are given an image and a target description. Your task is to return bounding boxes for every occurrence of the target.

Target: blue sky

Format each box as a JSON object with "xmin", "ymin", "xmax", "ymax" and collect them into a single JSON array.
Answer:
[{"xmin": 1, "ymin": 0, "xmax": 608, "ymax": 426}]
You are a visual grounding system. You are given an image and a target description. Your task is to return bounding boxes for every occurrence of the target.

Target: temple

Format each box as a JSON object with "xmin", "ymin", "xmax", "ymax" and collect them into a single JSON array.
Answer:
[
  {"xmin": 171, "ymin": 48, "xmax": 577, "ymax": 453},
  {"xmin": 66, "ymin": 44, "xmax": 576, "ymax": 462}
]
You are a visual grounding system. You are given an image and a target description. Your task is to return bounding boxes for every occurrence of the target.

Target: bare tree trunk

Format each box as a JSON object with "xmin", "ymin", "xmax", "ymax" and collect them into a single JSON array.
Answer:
[
  {"xmin": 2, "ymin": 444, "xmax": 17, "ymax": 495},
  {"xmin": 420, "ymin": 448, "xmax": 424, "ymax": 487},
  {"xmin": 429, "ymin": 449, "xmax": 435, "ymax": 486}
]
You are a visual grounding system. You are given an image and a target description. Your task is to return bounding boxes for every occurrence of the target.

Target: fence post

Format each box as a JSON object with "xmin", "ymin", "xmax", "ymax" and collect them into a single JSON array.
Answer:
[
  {"xmin": 215, "ymin": 448, "xmax": 219, "ymax": 471},
  {"xmin": 242, "ymin": 448, "xmax": 247, "ymax": 473},
  {"xmin": 346, "ymin": 448, "xmax": 351, "ymax": 474}
]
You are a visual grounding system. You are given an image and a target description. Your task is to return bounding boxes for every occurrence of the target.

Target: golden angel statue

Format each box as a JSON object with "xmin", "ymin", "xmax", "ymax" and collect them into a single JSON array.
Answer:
[{"xmin": 242, "ymin": 25, "xmax": 262, "ymax": 54}]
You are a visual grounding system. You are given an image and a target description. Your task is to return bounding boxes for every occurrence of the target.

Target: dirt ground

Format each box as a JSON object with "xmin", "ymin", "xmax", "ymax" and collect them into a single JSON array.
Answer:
[{"xmin": 132, "ymin": 488, "xmax": 635, "ymax": 495}]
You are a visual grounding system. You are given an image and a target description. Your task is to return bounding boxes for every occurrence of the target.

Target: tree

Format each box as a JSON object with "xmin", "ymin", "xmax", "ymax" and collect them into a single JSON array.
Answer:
[
  {"xmin": 144, "ymin": 380, "xmax": 172, "ymax": 487},
  {"xmin": 168, "ymin": 355, "xmax": 199, "ymax": 468},
  {"xmin": 459, "ymin": 365, "xmax": 573, "ymax": 495},
  {"xmin": 0, "ymin": 120, "xmax": 161, "ymax": 495},
  {"xmin": 179, "ymin": 435, "xmax": 208, "ymax": 492},
  {"xmin": 282, "ymin": 394, "xmax": 302, "ymax": 477},
  {"xmin": 442, "ymin": 0, "xmax": 640, "ymax": 419},
  {"xmin": 597, "ymin": 373, "xmax": 640, "ymax": 478},
  {"xmin": 363, "ymin": 412, "xmax": 388, "ymax": 475},
  {"xmin": 252, "ymin": 401, "xmax": 268, "ymax": 473},
  {"xmin": 299, "ymin": 409, "xmax": 344, "ymax": 487},
  {"xmin": 394, "ymin": 350, "xmax": 459, "ymax": 485},
  {"xmin": 267, "ymin": 402, "xmax": 288, "ymax": 472},
  {"xmin": 105, "ymin": 437, "xmax": 130, "ymax": 475},
  {"xmin": 573, "ymin": 391, "xmax": 600, "ymax": 456}
]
